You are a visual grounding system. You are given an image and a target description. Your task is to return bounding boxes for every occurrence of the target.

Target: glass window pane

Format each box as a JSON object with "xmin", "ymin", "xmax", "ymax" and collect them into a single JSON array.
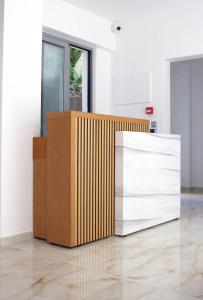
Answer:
[
  {"xmin": 41, "ymin": 41, "xmax": 64, "ymax": 136},
  {"xmin": 69, "ymin": 47, "xmax": 89, "ymax": 112}
]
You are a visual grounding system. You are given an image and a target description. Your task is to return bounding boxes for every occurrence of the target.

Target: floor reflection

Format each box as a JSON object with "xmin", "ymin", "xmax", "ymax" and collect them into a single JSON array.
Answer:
[{"xmin": 0, "ymin": 193, "xmax": 203, "ymax": 299}]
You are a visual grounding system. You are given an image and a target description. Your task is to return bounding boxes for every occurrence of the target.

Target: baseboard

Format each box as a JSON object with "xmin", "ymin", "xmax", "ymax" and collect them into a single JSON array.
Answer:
[
  {"xmin": 192, "ymin": 187, "xmax": 203, "ymax": 193},
  {"xmin": 0, "ymin": 232, "xmax": 33, "ymax": 247},
  {"xmin": 181, "ymin": 187, "xmax": 203, "ymax": 193},
  {"xmin": 181, "ymin": 187, "xmax": 193, "ymax": 193}
]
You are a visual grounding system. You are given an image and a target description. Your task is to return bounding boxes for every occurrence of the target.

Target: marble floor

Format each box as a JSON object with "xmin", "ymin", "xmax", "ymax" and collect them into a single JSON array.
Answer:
[{"xmin": 0, "ymin": 193, "xmax": 203, "ymax": 300}]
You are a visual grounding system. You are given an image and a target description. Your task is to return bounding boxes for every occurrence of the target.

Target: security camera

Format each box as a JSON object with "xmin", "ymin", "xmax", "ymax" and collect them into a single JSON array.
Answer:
[{"xmin": 111, "ymin": 23, "xmax": 122, "ymax": 33}]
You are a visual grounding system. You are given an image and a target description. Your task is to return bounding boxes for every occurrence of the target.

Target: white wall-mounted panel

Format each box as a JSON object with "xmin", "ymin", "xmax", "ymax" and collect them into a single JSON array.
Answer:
[{"xmin": 115, "ymin": 72, "xmax": 151, "ymax": 105}]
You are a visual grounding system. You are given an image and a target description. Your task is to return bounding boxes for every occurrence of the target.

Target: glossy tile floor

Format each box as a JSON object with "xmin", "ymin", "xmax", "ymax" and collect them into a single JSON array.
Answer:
[{"xmin": 0, "ymin": 193, "xmax": 203, "ymax": 300}]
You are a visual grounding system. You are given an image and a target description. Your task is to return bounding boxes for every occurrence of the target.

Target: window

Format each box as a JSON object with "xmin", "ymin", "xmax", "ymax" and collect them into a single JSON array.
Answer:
[{"xmin": 41, "ymin": 33, "xmax": 92, "ymax": 136}]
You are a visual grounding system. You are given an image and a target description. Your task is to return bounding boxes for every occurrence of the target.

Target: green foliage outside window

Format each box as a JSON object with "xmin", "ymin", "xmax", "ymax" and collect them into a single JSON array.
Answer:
[{"xmin": 70, "ymin": 48, "xmax": 82, "ymax": 93}]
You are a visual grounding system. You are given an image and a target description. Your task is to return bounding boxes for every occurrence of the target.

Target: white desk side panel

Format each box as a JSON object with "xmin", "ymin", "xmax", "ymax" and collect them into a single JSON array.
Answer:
[{"xmin": 115, "ymin": 132, "xmax": 181, "ymax": 236}]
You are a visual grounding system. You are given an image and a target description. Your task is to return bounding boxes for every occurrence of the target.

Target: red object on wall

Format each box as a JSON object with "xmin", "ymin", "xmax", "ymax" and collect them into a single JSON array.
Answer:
[{"xmin": 146, "ymin": 106, "xmax": 154, "ymax": 115}]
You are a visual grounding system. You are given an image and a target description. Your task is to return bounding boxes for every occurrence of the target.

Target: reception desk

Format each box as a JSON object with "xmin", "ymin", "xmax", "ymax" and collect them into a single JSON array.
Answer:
[
  {"xmin": 115, "ymin": 132, "xmax": 181, "ymax": 236},
  {"xmin": 33, "ymin": 112, "xmax": 149, "ymax": 247}
]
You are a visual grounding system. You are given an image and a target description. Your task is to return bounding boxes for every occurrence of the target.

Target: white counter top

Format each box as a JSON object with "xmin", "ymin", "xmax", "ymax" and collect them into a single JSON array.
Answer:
[{"xmin": 115, "ymin": 132, "xmax": 181, "ymax": 236}]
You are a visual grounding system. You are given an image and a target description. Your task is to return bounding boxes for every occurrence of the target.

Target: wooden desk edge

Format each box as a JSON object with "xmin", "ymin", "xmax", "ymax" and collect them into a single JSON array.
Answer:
[
  {"xmin": 47, "ymin": 111, "xmax": 150, "ymax": 124},
  {"xmin": 33, "ymin": 137, "xmax": 47, "ymax": 160}
]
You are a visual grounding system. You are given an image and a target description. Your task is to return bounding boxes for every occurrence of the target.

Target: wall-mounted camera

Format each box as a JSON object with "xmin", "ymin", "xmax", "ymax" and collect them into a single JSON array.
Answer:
[{"xmin": 111, "ymin": 22, "xmax": 122, "ymax": 33}]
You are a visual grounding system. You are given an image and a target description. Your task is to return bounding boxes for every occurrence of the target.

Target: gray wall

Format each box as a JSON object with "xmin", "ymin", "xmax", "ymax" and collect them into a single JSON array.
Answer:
[
  {"xmin": 190, "ymin": 59, "xmax": 203, "ymax": 187},
  {"xmin": 171, "ymin": 58, "xmax": 203, "ymax": 188}
]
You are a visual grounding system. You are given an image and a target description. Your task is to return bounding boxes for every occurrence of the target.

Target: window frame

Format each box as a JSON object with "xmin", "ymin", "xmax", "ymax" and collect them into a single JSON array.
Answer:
[{"xmin": 41, "ymin": 32, "xmax": 93, "ymax": 136}]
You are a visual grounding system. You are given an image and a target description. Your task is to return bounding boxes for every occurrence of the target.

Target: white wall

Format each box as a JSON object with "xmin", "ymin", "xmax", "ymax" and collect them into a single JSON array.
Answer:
[
  {"xmin": 94, "ymin": 48, "xmax": 113, "ymax": 114},
  {"xmin": 171, "ymin": 58, "xmax": 203, "ymax": 188},
  {"xmin": 113, "ymin": 0, "xmax": 203, "ymax": 132},
  {"xmin": 43, "ymin": 0, "xmax": 116, "ymax": 115},
  {"xmin": 0, "ymin": 0, "xmax": 4, "ymax": 237},
  {"xmin": 43, "ymin": 0, "xmax": 116, "ymax": 51},
  {"xmin": 0, "ymin": 0, "xmax": 4, "ymax": 115},
  {"xmin": 0, "ymin": 0, "xmax": 43, "ymax": 237}
]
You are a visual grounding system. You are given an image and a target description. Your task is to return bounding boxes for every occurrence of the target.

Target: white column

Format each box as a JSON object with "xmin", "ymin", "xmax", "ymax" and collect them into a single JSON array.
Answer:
[{"xmin": 0, "ymin": 0, "xmax": 43, "ymax": 238}]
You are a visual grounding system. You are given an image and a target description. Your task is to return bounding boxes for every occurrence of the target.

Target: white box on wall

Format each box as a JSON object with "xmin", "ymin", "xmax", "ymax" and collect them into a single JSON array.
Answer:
[{"xmin": 115, "ymin": 71, "xmax": 151, "ymax": 105}]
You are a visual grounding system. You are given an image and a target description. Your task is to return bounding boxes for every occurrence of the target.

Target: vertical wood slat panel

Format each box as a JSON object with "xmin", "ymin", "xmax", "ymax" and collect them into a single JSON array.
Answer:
[
  {"xmin": 98, "ymin": 120, "xmax": 101, "ymax": 238},
  {"xmin": 95, "ymin": 120, "xmax": 99, "ymax": 240},
  {"xmin": 103, "ymin": 121, "xmax": 107, "ymax": 238},
  {"xmin": 75, "ymin": 116, "xmax": 149, "ymax": 245},
  {"xmin": 111, "ymin": 121, "xmax": 114, "ymax": 235},
  {"xmin": 89, "ymin": 119, "xmax": 93, "ymax": 242},
  {"xmin": 106, "ymin": 121, "xmax": 110, "ymax": 236},
  {"xmin": 91, "ymin": 120, "xmax": 96, "ymax": 241},
  {"xmin": 101, "ymin": 120, "xmax": 104, "ymax": 238},
  {"xmin": 103, "ymin": 121, "xmax": 106, "ymax": 238},
  {"xmin": 77, "ymin": 119, "xmax": 81, "ymax": 245},
  {"xmin": 109, "ymin": 121, "xmax": 112, "ymax": 235},
  {"xmin": 81, "ymin": 118, "xmax": 84, "ymax": 245},
  {"xmin": 87, "ymin": 119, "xmax": 90, "ymax": 243},
  {"xmin": 84, "ymin": 119, "xmax": 87, "ymax": 243},
  {"xmin": 73, "ymin": 117, "xmax": 78, "ymax": 246}
]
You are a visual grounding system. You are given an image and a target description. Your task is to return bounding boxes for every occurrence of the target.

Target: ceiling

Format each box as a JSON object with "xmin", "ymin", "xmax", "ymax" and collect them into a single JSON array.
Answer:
[
  {"xmin": 64, "ymin": 0, "xmax": 184, "ymax": 22},
  {"xmin": 65, "ymin": 0, "xmax": 149, "ymax": 21},
  {"xmin": 64, "ymin": 0, "xmax": 133, "ymax": 21}
]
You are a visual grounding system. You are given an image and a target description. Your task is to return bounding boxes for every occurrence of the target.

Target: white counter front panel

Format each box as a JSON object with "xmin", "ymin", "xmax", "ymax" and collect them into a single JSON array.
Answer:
[{"xmin": 115, "ymin": 132, "xmax": 181, "ymax": 236}]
